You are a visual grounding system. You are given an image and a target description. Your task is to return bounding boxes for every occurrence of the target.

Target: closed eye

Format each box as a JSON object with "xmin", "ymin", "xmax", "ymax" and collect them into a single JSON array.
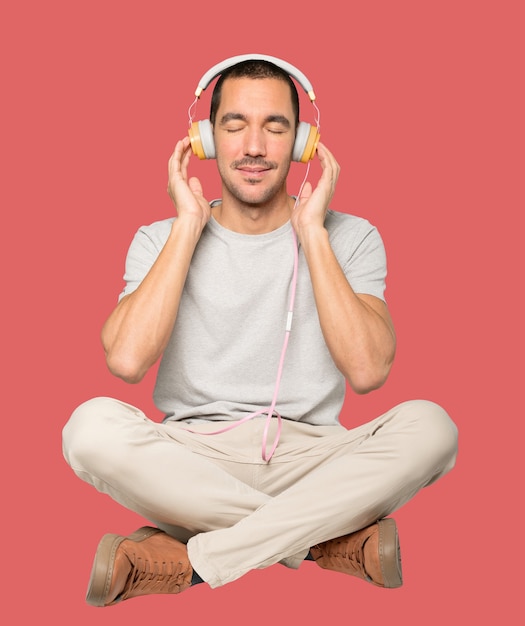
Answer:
[
  {"xmin": 219, "ymin": 113, "xmax": 291, "ymax": 135},
  {"xmin": 219, "ymin": 113, "xmax": 247, "ymax": 132}
]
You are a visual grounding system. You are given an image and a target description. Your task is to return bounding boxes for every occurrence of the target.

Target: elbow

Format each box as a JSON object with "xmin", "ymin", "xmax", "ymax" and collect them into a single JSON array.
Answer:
[
  {"xmin": 349, "ymin": 375, "xmax": 387, "ymax": 395},
  {"xmin": 344, "ymin": 361, "xmax": 393, "ymax": 395},
  {"xmin": 101, "ymin": 327, "xmax": 150, "ymax": 384},
  {"xmin": 105, "ymin": 350, "xmax": 147, "ymax": 384}
]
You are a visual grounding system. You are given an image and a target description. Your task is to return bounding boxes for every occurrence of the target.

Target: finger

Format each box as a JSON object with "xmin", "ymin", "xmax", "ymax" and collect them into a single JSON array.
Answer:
[
  {"xmin": 179, "ymin": 142, "xmax": 193, "ymax": 180},
  {"xmin": 168, "ymin": 140, "xmax": 183, "ymax": 176},
  {"xmin": 188, "ymin": 176, "xmax": 203, "ymax": 197},
  {"xmin": 316, "ymin": 144, "xmax": 340, "ymax": 192},
  {"xmin": 317, "ymin": 143, "xmax": 337, "ymax": 171},
  {"xmin": 168, "ymin": 138, "xmax": 192, "ymax": 186},
  {"xmin": 169, "ymin": 137, "xmax": 191, "ymax": 169},
  {"xmin": 298, "ymin": 180, "xmax": 313, "ymax": 203}
]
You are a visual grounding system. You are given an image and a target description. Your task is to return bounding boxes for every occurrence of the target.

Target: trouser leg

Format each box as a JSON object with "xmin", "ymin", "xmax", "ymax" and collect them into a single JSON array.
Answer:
[
  {"xmin": 62, "ymin": 397, "xmax": 272, "ymax": 535},
  {"xmin": 188, "ymin": 399, "xmax": 458, "ymax": 587},
  {"xmin": 62, "ymin": 397, "xmax": 457, "ymax": 589}
]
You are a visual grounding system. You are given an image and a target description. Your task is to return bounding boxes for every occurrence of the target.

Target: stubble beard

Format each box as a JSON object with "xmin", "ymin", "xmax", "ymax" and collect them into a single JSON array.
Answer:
[{"xmin": 218, "ymin": 157, "xmax": 291, "ymax": 208}]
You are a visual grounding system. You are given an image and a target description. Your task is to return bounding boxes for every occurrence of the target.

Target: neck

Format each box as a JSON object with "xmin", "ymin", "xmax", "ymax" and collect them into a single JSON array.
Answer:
[{"xmin": 213, "ymin": 193, "xmax": 296, "ymax": 234}]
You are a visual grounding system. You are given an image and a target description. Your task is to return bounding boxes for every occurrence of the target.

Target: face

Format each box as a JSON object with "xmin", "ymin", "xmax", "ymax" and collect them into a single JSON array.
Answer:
[{"xmin": 213, "ymin": 77, "xmax": 296, "ymax": 207}]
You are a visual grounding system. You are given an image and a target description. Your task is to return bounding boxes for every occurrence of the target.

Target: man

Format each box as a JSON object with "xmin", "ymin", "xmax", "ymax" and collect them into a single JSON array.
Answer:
[{"xmin": 62, "ymin": 55, "xmax": 458, "ymax": 607}]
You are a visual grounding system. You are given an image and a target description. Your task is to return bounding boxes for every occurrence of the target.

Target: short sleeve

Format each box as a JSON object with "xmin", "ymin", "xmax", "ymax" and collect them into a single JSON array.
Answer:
[
  {"xmin": 118, "ymin": 218, "xmax": 174, "ymax": 301},
  {"xmin": 326, "ymin": 211, "xmax": 388, "ymax": 302},
  {"xmin": 343, "ymin": 226, "xmax": 387, "ymax": 301}
]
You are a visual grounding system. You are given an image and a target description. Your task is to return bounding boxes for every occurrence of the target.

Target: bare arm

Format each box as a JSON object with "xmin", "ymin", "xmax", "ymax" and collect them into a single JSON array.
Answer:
[
  {"xmin": 101, "ymin": 137, "xmax": 211, "ymax": 383},
  {"xmin": 291, "ymin": 143, "xmax": 396, "ymax": 393}
]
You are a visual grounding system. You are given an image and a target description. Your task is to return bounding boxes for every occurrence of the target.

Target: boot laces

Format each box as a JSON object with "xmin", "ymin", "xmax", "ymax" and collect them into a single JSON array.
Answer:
[
  {"xmin": 318, "ymin": 535, "xmax": 371, "ymax": 579},
  {"xmin": 122, "ymin": 555, "xmax": 188, "ymax": 599}
]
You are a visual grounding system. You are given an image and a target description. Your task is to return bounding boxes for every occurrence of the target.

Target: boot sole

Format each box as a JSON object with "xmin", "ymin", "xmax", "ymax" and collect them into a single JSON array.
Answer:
[
  {"xmin": 86, "ymin": 526, "xmax": 161, "ymax": 607},
  {"xmin": 378, "ymin": 518, "xmax": 403, "ymax": 588}
]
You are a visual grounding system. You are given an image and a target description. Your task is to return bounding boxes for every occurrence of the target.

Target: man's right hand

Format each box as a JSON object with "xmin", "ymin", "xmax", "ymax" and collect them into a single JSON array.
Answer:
[{"xmin": 167, "ymin": 136, "xmax": 212, "ymax": 232}]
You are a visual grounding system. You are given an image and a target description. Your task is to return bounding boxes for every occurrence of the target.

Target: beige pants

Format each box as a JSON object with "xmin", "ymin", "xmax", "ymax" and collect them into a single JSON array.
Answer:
[{"xmin": 62, "ymin": 397, "xmax": 457, "ymax": 588}]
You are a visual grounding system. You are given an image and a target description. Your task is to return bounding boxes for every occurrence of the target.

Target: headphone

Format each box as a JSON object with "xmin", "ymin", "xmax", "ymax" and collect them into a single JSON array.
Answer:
[{"xmin": 188, "ymin": 54, "xmax": 320, "ymax": 163}]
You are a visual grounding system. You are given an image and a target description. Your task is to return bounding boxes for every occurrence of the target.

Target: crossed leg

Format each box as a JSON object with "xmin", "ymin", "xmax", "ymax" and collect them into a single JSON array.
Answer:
[{"xmin": 62, "ymin": 396, "xmax": 458, "ymax": 589}]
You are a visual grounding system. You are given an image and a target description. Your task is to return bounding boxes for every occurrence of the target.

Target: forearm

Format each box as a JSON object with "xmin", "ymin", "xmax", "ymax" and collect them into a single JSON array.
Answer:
[
  {"xmin": 300, "ymin": 226, "xmax": 396, "ymax": 393},
  {"xmin": 101, "ymin": 216, "xmax": 204, "ymax": 383}
]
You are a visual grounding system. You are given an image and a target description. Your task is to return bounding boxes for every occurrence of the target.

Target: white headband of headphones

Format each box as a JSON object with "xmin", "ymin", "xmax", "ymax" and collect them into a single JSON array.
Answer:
[{"xmin": 194, "ymin": 53, "xmax": 316, "ymax": 102}]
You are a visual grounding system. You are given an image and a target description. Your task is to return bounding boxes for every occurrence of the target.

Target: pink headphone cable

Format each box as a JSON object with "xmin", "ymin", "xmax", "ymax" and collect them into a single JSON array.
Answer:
[{"xmin": 183, "ymin": 170, "xmax": 309, "ymax": 462}]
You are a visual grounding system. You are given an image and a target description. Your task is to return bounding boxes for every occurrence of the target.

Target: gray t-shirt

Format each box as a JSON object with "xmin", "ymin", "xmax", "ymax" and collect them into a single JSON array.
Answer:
[{"xmin": 120, "ymin": 208, "xmax": 387, "ymax": 426}]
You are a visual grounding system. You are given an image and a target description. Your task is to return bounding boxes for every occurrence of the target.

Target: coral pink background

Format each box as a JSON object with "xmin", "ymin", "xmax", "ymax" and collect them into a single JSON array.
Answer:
[{"xmin": 2, "ymin": 1, "xmax": 522, "ymax": 623}]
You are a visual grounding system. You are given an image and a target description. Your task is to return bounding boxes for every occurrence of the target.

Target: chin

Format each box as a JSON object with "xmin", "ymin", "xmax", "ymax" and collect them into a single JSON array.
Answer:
[{"xmin": 229, "ymin": 184, "xmax": 278, "ymax": 207}]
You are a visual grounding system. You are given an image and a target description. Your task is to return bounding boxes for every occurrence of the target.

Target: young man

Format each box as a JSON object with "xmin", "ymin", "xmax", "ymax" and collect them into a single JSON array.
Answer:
[{"xmin": 62, "ymin": 55, "xmax": 458, "ymax": 607}]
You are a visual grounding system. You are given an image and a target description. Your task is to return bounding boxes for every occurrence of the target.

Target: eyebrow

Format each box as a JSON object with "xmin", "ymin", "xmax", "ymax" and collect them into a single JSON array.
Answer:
[{"xmin": 219, "ymin": 112, "xmax": 291, "ymax": 127}]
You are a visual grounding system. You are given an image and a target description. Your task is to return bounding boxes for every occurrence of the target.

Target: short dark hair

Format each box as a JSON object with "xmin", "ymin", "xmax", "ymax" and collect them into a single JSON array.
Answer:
[{"xmin": 209, "ymin": 60, "xmax": 300, "ymax": 128}]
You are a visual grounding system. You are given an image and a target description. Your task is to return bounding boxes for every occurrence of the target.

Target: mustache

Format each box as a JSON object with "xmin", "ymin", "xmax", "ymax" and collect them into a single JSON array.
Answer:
[{"xmin": 231, "ymin": 158, "xmax": 278, "ymax": 170}]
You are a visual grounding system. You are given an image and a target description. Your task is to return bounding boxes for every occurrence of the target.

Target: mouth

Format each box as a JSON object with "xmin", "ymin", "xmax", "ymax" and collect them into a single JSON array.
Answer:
[
  {"xmin": 237, "ymin": 166, "xmax": 270, "ymax": 178},
  {"xmin": 233, "ymin": 160, "xmax": 277, "ymax": 184},
  {"xmin": 232, "ymin": 159, "xmax": 276, "ymax": 174}
]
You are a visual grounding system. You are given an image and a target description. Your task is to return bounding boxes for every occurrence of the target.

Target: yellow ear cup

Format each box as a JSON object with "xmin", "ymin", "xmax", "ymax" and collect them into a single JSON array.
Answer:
[
  {"xmin": 299, "ymin": 126, "xmax": 320, "ymax": 163},
  {"xmin": 188, "ymin": 122, "xmax": 207, "ymax": 160}
]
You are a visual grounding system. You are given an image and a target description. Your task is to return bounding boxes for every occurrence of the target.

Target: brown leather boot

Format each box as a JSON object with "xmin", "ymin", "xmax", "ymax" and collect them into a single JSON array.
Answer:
[
  {"xmin": 310, "ymin": 518, "xmax": 402, "ymax": 588},
  {"xmin": 86, "ymin": 526, "xmax": 194, "ymax": 606}
]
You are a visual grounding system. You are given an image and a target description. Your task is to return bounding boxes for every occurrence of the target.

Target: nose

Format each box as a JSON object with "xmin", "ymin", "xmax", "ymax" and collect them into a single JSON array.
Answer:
[{"xmin": 243, "ymin": 127, "xmax": 266, "ymax": 157}]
